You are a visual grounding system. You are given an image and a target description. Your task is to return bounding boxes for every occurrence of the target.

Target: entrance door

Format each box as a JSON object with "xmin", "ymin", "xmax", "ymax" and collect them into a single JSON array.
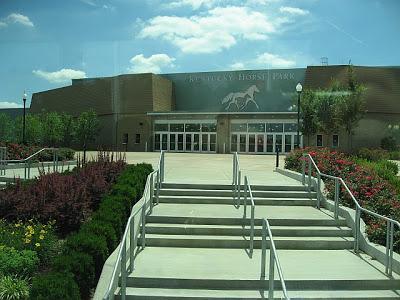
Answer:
[
  {"xmin": 266, "ymin": 134, "xmax": 273, "ymax": 153},
  {"xmin": 177, "ymin": 134, "xmax": 184, "ymax": 151},
  {"xmin": 193, "ymin": 134, "xmax": 200, "ymax": 152},
  {"xmin": 185, "ymin": 134, "xmax": 192, "ymax": 151},
  {"xmin": 169, "ymin": 134, "xmax": 176, "ymax": 151},
  {"xmin": 210, "ymin": 134, "xmax": 216, "ymax": 152},
  {"xmin": 239, "ymin": 134, "xmax": 247, "ymax": 153},
  {"xmin": 275, "ymin": 134, "xmax": 283, "ymax": 152},
  {"xmin": 256, "ymin": 134, "xmax": 264, "ymax": 153},
  {"xmin": 284, "ymin": 134, "xmax": 293, "ymax": 153},
  {"xmin": 248, "ymin": 134, "xmax": 256, "ymax": 153},
  {"xmin": 202, "ymin": 134, "xmax": 209, "ymax": 152}
]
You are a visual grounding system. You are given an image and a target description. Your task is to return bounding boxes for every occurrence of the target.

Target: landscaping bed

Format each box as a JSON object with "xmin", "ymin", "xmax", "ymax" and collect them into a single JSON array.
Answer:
[
  {"xmin": 0, "ymin": 158, "xmax": 152, "ymax": 299},
  {"xmin": 285, "ymin": 147, "xmax": 400, "ymax": 252}
]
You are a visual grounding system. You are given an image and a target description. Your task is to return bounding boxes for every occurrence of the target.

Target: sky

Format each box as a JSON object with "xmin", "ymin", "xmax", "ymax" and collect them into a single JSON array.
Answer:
[{"xmin": 0, "ymin": 0, "xmax": 399, "ymax": 108}]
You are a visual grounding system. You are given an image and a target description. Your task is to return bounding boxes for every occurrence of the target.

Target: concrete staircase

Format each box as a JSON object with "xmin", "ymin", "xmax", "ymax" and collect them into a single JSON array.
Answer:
[{"xmin": 116, "ymin": 183, "xmax": 400, "ymax": 299}]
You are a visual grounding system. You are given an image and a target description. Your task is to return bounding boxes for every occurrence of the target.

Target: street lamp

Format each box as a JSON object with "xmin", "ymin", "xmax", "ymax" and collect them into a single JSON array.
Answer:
[
  {"xmin": 22, "ymin": 91, "xmax": 27, "ymax": 145},
  {"xmin": 295, "ymin": 82, "xmax": 303, "ymax": 148}
]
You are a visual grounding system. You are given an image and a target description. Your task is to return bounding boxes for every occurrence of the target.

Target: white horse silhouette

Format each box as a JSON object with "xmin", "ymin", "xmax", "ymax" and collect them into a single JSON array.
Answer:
[{"xmin": 221, "ymin": 85, "xmax": 260, "ymax": 111}]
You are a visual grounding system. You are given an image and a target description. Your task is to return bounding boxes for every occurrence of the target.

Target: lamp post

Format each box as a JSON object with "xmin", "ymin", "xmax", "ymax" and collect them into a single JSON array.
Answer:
[
  {"xmin": 295, "ymin": 82, "xmax": 303, "ymax": 148},
  {"xmin": 22, "ymin": 91, "xmax": 27, "ymax": 145}
]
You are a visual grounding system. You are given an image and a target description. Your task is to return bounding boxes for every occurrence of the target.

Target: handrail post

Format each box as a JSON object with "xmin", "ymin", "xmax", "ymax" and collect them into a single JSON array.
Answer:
[
  {"xmin": 261, "ymin": 220, "xmax": 266, "ymax": 279},
  {"xmin": 156, "ymin": 170, "xmax": 160, "ymax": 205},
  {"xmin": 316, "ymin": 173, "xmax": 321, "ymax": 209},
  {"xmin": 149, "ymin": 174, "xmax": 154, "ymax": 214},
  {"xmin": 334, "ymin": 178, "xmax": 339, "ymax": 220},
  {"xmin": 141, "ymin": 203, "xmax": 146, "ymax": 249},
  {"xmin": 121, "ymin": 241, "xmax": 127, "ymax": 300},
  {"xmin": 250, "ymin": 204, "xmax": 254, "ymax": 258},
  {"xmin": 243, "ymin": 176, "xmax": 247, "ymax": 219},
  {"xmin": 232, "ymin": 153, "xmax": 236, "ymax": 185},
  {"xmin": 28, "ymin": 159, "xmax": 31, "ymax": 179},
  {"xmin": 301, "ymin": 156, "xmax": 305, "ymax": 185},
  {"xmin": 129, "ymin": 216, "xmax": 135, "ymax": 272},
  {"xmin": 385, "ymin": 219, "xmax": 390, "ymax": 274},
  {"xmin": 308, "ymin": 158, "xmax": 312, "ymax": 192},
  {"xmin": 268, "ymin": 244, "xmax": 275, "ymax": 300},
  {"xmin": 238, "ymin": 170, "xmax": 241, "ymax": 206},
  {"xmin": 354, "ymin": 206, "xmax": 360, "ymax": 253},
  {"xmin": 389, "ymin": 221, "xmax": 394, "ymax": 277},
  {"xmin": 53, "ymin": 149, "xmax": 56, "ymax": 172}
]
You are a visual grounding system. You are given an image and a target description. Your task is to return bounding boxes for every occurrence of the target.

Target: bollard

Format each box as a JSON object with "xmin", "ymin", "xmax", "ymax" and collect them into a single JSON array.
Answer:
[{"xmin": 275, "ymin": 146, "xmax": 280, "ymax": 168}]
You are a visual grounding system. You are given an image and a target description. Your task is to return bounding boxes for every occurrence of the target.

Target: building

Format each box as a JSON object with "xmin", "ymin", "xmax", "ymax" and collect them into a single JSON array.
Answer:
[{"xmin": 28, "ymin": 65, "xmax": 400, "ymax": 153}]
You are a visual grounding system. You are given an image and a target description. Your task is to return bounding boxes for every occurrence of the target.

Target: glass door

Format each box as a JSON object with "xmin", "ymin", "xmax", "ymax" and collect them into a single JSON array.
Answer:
[
  {"xmin": 210, "ymin": 134, "xmax": 216, "ymax": 152},
  {"xmin": 185, "ymin": 134, "xmax": 192, "ymax": 151},
  {"xmin": 284, "ymin": 134, "xmax": 293, "ymax": 153},
  {"xmin": 256, "ymin": 134, "xmax": 264, "ymax": 153},
  {"xmin": 248, "ymin": 134, "xmax": 256, "ymax": 153},
  {"xmin": 275, "ymin": 134, "xmax": 283, "ymax": 152},
  {"xmin": 177, "ymin": 134, "xmax": 184, "ymax": 151},
  {"xmin": 154, "ymin": 134, "xmax": 161, "ymax": 151},
  {"xmin": 266, "ymin": 134, "xmax": 273, "ymax": 153},
  {"xmin": 169, "ymin": 134, "xmax": 176, "ymax": 151},
  {"xmin": 239, "ymin": 134, "xmax": 247, "ymax": 153},
  {"xmin": 193, "ymin": 134, "xmax": 200, "ymax": 152},
  {"xmin": 202, "ymin": 134, "xmax": 209, "ymax": 152},
  {"xmin": 231, "ymin": 134, "xmax": 238, "ymax": 152}
]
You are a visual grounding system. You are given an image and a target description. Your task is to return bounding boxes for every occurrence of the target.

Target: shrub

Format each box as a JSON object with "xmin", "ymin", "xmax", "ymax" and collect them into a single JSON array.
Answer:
[
  {"xmin": 30, "ymin": 272, "xmax": 80, "ymax": 300},
  {"xmin": 381, "ymin": 136, "xmax": 398, "ymax": 151},
  {"xmin": 0, "ymin": 219, "xmax": 57, "ymax": 264},
  {"xmin": 0, "ymin": 275, "xmax": 29, "ymax": 300},
  {"xmin": 0, "ymin": 142, "xmax": 75, "ymax": 161},
  {"xmin": 389, "ymin": 151, "xmax": 400, "ymax": 160},
  {"xmin": 80, "ymin": 220, "xmax": 117, "ymax": 253},
  {"xmin": 357, "ymin": 147, "xmax": 389, "ymax": 161},
  {"xmin": 0, "ymin": 161, "xmax": 126, "ymax": 235},
  {"xmin": 52, "ymin": 251, "xmax": 94, "ymax": 299},
  {"xmin": 63, "ymin": 232, "xmax": 108, "ymax": 279},
  {"xmin": 0, "ymin": 246, "xmax": 39, "ymax": 278}
]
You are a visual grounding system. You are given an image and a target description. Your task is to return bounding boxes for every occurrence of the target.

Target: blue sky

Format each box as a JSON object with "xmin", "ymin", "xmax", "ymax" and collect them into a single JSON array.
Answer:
[{"xmin": 0, "ymin": 0, "xmax": 399, "ymax": 108}]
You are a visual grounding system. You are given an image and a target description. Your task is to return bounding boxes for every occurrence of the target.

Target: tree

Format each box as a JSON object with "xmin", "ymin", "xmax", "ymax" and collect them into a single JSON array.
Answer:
[
  {"xmin": 60, "ymin": 113, "xmax": 76, "ymax": 147},
  {"xmin": 315, "ymin": 82, "xmax": 342, "ymax": 136},
  {"xmin": 299, "ymin": 89, "xmax": 319, "ymax": 145},
  {"xmin": 14, "ymin": 114, "xmax": 43, "ymax": 145},
  {"xmin": 41, "ymin": 112, "xmax": 63, "ymax": 147},
  {"xmin": 337, "ymin": 65, "xmax": 366, "ymax": 150},
  {"xmin": 74, "ymin": 110, "xmax": 100, "ymax": 163},
  {"xmin": 0, "ymin": 113, "xmax": 13, "ymax": 142}
]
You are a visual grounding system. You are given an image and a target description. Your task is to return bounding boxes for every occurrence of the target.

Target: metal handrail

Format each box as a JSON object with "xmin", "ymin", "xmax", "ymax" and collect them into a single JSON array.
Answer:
[
  {"xmin": 0, "ymin": 147, "xmax": 6, "ymax": 176},
  {"xmin": 261, "ymin": 218, "xmax": 290, "ymax": 300},
  {"xmin": 302, "ymin": 153, "xmax": 400, "ymax": 276},
  {"xmin": 232, "ymin": 152, "xmax": 241, "ymax": 206},
  {"xmin": 2, "ymin": 148, "xmax": 60, "ymax": 180},
  {"xmin": 243, "ymin": 175, "xmax": 255, "ymax": 257},
  {"xmin": 103, "ymin": 151, "xmax": 164, "ymax": 300}
]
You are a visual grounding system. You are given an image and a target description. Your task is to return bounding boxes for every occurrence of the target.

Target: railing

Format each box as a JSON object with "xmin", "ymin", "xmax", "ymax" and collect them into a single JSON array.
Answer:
[
  {"xmin": 243, "ymin": 175, "xmax": 255, "ymax": 258},
  {"xmin": 4, "ymin": 148, "xmax": 60, "ymax": 180},
  {"xmin": 261, "ymin": 218, "xmax": 290, "ymax": 300},
  {"xmin": 0, "ymin": 147, "xmax": 6, "ymax": 176},
  {"xmin": 302, "ymin": 153, "xmax": 400, "ymax": 276},
  {"xmin": 232, "ymin": 152, "xmax": 241, "ymax": 206},
  {"xmin": 103, "ymin": 151, "xmax": 164, "ymax": 300}
]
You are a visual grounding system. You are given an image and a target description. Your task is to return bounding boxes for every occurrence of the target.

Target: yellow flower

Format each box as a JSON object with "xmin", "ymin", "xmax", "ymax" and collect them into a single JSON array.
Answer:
[
  {"xmin": 40, "ymin": 229, "xmax": 46, "ymax": 234},
  {"xmin": 15, "ymin": 223, "xmax": 20, "ymax": 228},
  {"xmin": 24, "ymin": 239, "xmax": 31, "ymax": 244},
  {"xmin": 35, "ymin": 243, "xmax": 40, "ymax": 247},
  {"xmin": 39, "ymin": 235, "xmax": 44, "ymax": 240}
]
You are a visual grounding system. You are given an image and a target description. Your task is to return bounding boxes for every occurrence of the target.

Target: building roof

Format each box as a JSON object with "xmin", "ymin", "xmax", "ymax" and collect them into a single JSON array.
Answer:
[{"xmin": 304, "ymin": 65, "xmax": 400, "ymax": 114}]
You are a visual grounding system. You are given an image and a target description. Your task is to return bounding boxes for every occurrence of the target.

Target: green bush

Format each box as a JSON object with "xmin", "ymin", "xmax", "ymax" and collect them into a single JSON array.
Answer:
[
  {"xmin": 63, "ymin": 232, "xmax": 108, "ymax": 279},
  {"xmin": 357, "ymin": 147, "xmax": 389, "ymax": 161},
  {"xmin": 0, "ymin": 275, "xmax": 29, "ymax": 300},
  {"xmin": 381, "ymin": 136, "xmax": 398, "ymax": 151},
  {"xmin": 80, "ymin": 220, "xmax": 117, "ymax": 253},
  {"xmin": 0, "ymin": 246, "xmax": 39, "ymax": 278},
  {"xmin": 30, "ymin": 272, "xmax": 80, "ymax": 300},
  {"xmin": 389, "ymin": 151, "xmax": 400, "ymax": 160},
  {"xmin": 52, "ymin": 251, "xmax": 94, "ymax": 299}
]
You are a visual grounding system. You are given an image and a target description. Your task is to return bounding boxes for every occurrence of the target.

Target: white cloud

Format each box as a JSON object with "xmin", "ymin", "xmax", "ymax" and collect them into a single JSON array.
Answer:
[
  {"xmin": 230, "ymin": 52, "xmax": 296, "ymax": 69},
  {"xmin": 0, "ymin": 21, "xmax": 7, "ymax": 28},
  {"xmin": 32, "ymin": 69, "xmax": 87, "ymax": 83},
  {"xmin": 279, "ymin": 6, "xmax": 309, "ymax": 16},
  {"xmin": 139, "ymin": 6, "xmax": 281, "ymax": 54},
  {"xmin": 127, "ymin": 54, "xmax": 175, "ymax": 74},
  {"xmin": 168, "ymin": 0, "xmax": 219, "ymax": 10},
  {"xmin": 6, "ymin": 13, "xmax": 34, "ymax": 27},
  {"xmin": 0, "ymin": 102, "xmax": 23, "ymax": 108}
]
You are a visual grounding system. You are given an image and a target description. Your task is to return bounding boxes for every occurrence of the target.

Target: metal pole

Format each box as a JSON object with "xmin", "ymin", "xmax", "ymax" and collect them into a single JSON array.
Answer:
[
  {"xmin": 261, "ymin": 220, "xmax": 266, "ymax": 279},
  {"xmin": 385, "ymin": 220, "xmax": 390, "ymax": 274},
  {"xmin": 301, "ymin": 157, "xmax": 305, "ymax": 185},
  {"xmin": 121, "ymin": 242, "xmax": 127, "ymax": 300},
  {"xmin": 130, "ymin": 216, "xmax": 135, "ymax": 272},
  {"xmin": 238, "ymin": 170, "xmax": 241, "ymax": 206},
  {"xmin": 275, "ymin": 146, "xmax": 279, "ymax": 168},
  {"xmin": 243, "ymin": 177, "xmax": 247, "ymax": 219},
  {"xmin": 389, "ymin": 221, "xmax": 394, "ymax": 276},
  {"xmin": 308, "ymin": 159, "xmax": 312, "ymax": 192},
  {"xmin": 334, "ymin": 178, "xmax": 339, "ymax": 220},
  {"xmin": 250, "ymin": 205, "xmax": 254, "ymax": 257},
  {"xmin": 268, "ymin": 245, "xmax": 275, "ymax": 300},
  {"xmin": 297, "ymin": 91, "xmax": 300, "ymax": 148},
  {"xmin": 22, "ymin": 95, "xmax": 26, "ymax": 145},
  {"xmin": 317, "ymin": 174, "xmax": 321, "ymax": 209},
  {"xmin": 141, "ymin": 204, "xmax": 146, "ymax": 249},
  {"xmin": 149, "ymin": 174, "xmax": 154, "ymax": 214},
  {"xmin": 354, "ymin": 207, "xmax": 360, "ymax": 253},
  {"xmin": 156, "ymin": 171, "xmax": 160, "ymax": 205}
]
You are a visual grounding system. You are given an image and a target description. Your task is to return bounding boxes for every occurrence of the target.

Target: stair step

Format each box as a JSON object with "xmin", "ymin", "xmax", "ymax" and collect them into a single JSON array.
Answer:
[
  {"xmin": 161, "ymin": 183, "xmax": 311, "ymax": 191},
  {"xmin": 159, "ymin": 188, "xmax": 316, "ymax": 198},
  {"xmin": 147, "ymin": 216, "xmax": 348, "ymax": 227},
  {"xmin": 128, "ymin": 277, "xmax": 400, "ymax": 290},
  {"xmin": 140, "ymin": 235, "xmax": 355, "ymax": 249},
  {"xmin": 115, "ymin": 287, "xmax": 400, "ymax": 299},
  {"xmin": 144, "ymin": 224, "xmax": 353, "ymax": 237},
  {"xmin": 156, "ymin": 195, "xmax": 316, "ymax": 206}
]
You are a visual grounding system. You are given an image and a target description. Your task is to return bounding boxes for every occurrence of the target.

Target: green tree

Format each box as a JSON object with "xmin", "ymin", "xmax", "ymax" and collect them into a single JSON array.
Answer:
[
  {"xmin": 14, "ymin": 114, "xmax": 43, "ymax": 145},
  {"xmin": 0, "ymin": 113, "xmax": 13, "ymax": 142},
  {"xmin": 337, "ymin": 65, "xmax": 366, "ymax": 150},
  {"xmin": 299, "ymin": 89, "xmax": 319, "ymax": 146},
  {"xmin": 60, "ymin": 113, "xmax": 76, "ymax": 147},
  {"xmin": 74, "ymin": 110, "xmax": 100, "ymax": 163},
  {"xmin": 315, "ymin": 86, "xmax": 342, "ymax": 136},
  {"xmin": 41, "ymin": 112, "xmax": 63, "ymax": 146}
]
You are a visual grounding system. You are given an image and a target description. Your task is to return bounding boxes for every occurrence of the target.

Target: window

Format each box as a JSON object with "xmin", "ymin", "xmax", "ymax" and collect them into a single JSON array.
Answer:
[
  {"xmin": 201, "ymin": 123, "xmax": 217, "ymax": 132},
  {"xmin": 284, "ymin": 123, "xmax": 297, "ymax": 132},
  {"xmin": 122, "ymin": 133, "xmax": 128, "ymax": 144},
  {"xmin": 248, "ymin": 123, "xmax": 265, "ymax": 132},
  {"xmin": 332, "ymin": 134, "xmax": 339, "ymax": 148},
  {"xmin": 135, "ymin": 134, "xmax": 140, "ymax": 144},
  {"xmin": 170, "ymin": 123, "xmax": 184, "ymax": 132},
  {"xmin": 266, "ymin": 123, "xmax": 283, "ymax": 132},
  {"xmin": 154, "ymin": 123, "xmax": 168, "ymax": 131},
  {"xmin": 316, "ymin": 134, "xmax": 323, "ymax": 147},
  {"xmin": 185, "ymin": 123, "xmax": 201, "ymax": 132},
  {"xmin": 231, "ymin": 123, "xmax": 247, "ymax": 132}
]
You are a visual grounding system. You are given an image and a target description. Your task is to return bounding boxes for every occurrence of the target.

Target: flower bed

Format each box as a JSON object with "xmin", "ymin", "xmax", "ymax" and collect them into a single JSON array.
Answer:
[
  {"xmin": 285, "ymin": 147, "xmax": 400, "ymax": 252},
  {"xmin": 0, "ymin": 142, "xmax": 75, "ymax": 161}
]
